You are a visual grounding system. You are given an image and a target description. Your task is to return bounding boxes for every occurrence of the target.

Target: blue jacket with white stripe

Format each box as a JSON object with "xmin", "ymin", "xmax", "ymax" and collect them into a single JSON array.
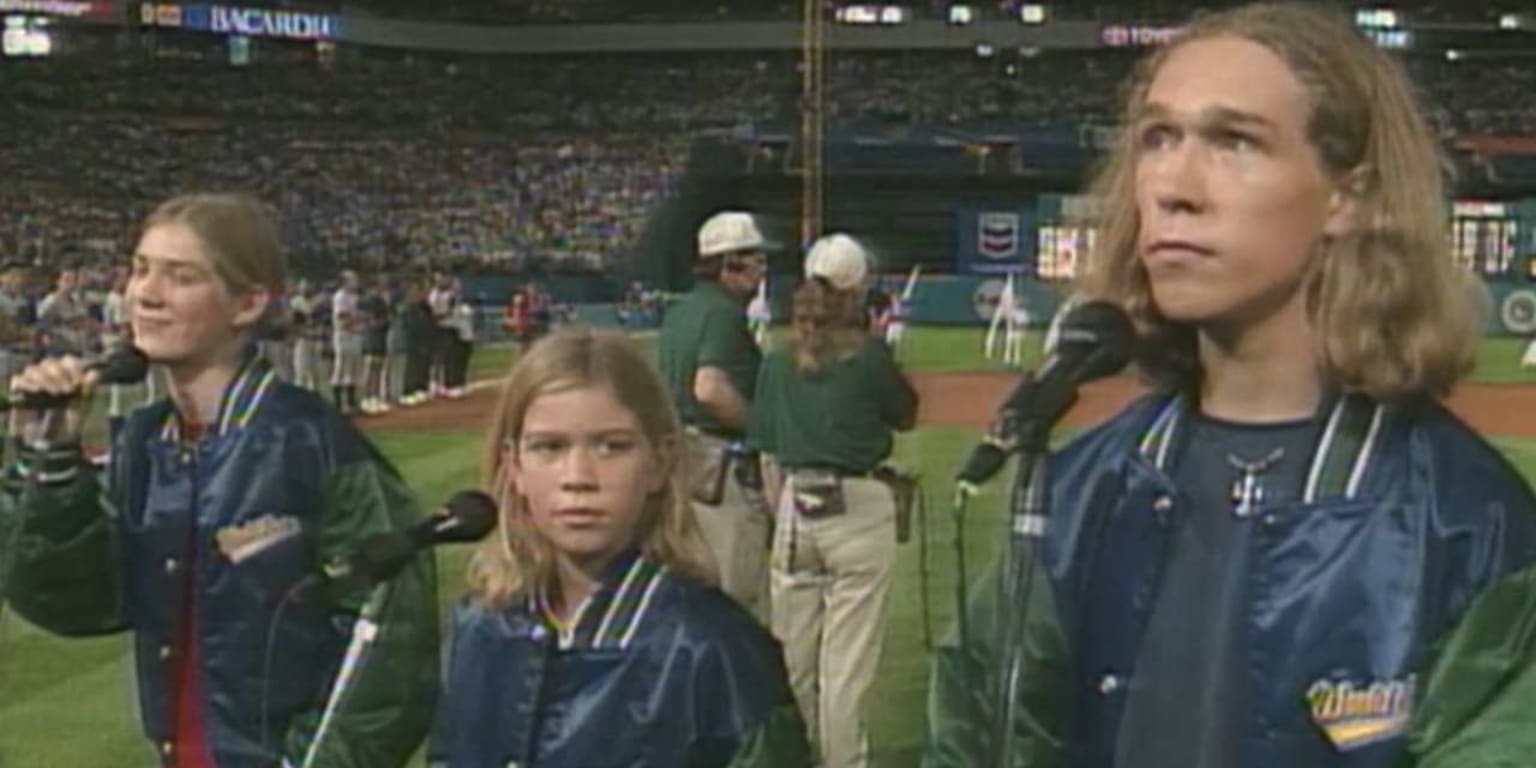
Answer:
[
  {"xmin": 431, "ymin": 551, "xmax": 809, "ymax": 767},
  {"xmin": 4, "ymin": 354, "xmax": 439, "ymax": 767},
  {"xmin": 926, "ymin": 392, "xmax": 1536, "ymax": 767}
]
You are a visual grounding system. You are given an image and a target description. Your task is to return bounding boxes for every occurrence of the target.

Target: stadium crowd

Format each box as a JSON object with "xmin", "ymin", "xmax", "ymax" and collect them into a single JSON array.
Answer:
[{"xmin": 4, "ymin": 35, "xmax": 1536, "ymax": 271}]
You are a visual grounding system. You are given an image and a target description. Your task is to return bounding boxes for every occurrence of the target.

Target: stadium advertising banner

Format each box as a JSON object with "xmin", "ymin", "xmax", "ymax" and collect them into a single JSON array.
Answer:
[
  {"xmin": 140, "ymin": 3, "xmax": 339, "ymax": 40},
  {"xmin": 956, "ymin": 207, "xmax": 1036, "ymax": 275},
  {"xmin": 0, "ymin": 0, "xmax": 117, "ymax": 22}
]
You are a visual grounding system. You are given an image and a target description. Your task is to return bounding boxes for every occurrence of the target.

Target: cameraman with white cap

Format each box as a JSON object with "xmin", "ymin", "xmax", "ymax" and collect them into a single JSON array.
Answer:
[
  {"xmin": 657, "ymin": 211, "xmax": 773, "ymax": 617},
  {"xmin": 749, "ymin": 233, "xmax": 918, "ymax": 768}
]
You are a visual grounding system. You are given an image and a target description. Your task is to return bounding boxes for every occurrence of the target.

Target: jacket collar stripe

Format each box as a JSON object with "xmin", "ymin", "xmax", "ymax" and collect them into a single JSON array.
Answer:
[
  {"xmin": 1303, "ymin": 394, "xmax": 1381, "ymax": 503},
  {"xmin": 157, "ymin": 352, "xmax": 276, "ymax": 442},
  {"xmin": 1345, "ymin": 405, "xmax": 1385, "ymax": 498},
  {"xmin": 591, "ymin": 556, "xmax": 648, "ymax": 648},
  {"xmin": 599, "ymin": 560, "xmax": 665, "ymax": 651},
  {"xmin": 619, "ymin": 567, "xmax": 667, "ymax": 649},
  {"xmin": 533, "ymin": 588, "xmax": 594, "ymax": 650},
  {"xmin": 215, "ymin": 359, "xmax": 254, "ymax": 436},
  {"xmin": 1139, "ymin": 393, "xmax": 1384, "ymax": 502},
  {"xmin": 1139, "ymin": 399, "xmax": 1182, "ymax": 471},
  {"xmin": 234, "ymin": 368, "xmax": 277, "ymax": 430},
  {"xmin": 539, "ymin": 554, "xmax": 665, "ymax": 651},
  {"xmin": 1303, "ymin": 399, "xmax": 1348, "ymax": 502},
  {"xmin": 215, "ymin": 355, "xmax": 274, "ymax": 436}
]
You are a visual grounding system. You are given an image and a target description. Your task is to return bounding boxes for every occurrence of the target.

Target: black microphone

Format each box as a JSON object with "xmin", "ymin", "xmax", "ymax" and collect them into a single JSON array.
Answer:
[
  {"xmin": 313, "ymin": 489, "xmax": 499, "ymax": 589},
  {"xmin": 3, "ymin": 346, "xmax": 151, "ymax": 411},
  {"xmin": 955, "ymin": 301, "xmax": 1134, "ymax": 489}
]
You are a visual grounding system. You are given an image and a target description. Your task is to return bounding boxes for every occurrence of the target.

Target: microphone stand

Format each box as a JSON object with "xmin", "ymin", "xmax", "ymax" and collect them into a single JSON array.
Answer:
[
  {"xmin": 990, "ymin": 389, "xmax": 1076, "ymax": 768},
  {"xmin": 299, "ymin": 580, "xmax": 396, "ymax": 768}
]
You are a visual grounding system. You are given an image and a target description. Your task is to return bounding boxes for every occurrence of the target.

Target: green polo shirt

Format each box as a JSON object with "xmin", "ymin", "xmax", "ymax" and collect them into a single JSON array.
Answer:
[
  {"xmin": 657, "ymin": 281, "xmax": 761, "ymax": 438},
  {"xmin": 749, "ymin": 337, "xmax": 918, "ymax": 473}
]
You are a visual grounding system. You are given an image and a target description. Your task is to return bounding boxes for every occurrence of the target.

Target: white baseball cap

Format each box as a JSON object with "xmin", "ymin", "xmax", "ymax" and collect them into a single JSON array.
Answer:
[
  {"xmin": 698, "ymin": 211, "xmax": 768, "ymax": 257},
  {"xmin": 804, "ymin": 233, "xmax": 872, "ymax": 292}
]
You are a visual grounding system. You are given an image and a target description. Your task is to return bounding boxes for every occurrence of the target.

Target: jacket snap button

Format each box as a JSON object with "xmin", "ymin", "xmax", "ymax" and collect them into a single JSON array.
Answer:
[{"xmin": 1098, "ymin": 674, "xmax": 1121, "ymax": 694}]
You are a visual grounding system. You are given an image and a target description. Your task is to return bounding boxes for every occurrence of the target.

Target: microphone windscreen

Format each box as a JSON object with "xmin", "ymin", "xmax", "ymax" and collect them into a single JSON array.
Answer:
[
  {"xmin": 97, "ymin": 346, "xmax": 150, "ymax": 385},
  {"xmin": 1054, "ymin": 301, "xmax": 1134, "ymax": 383},
  {"xmin": 439, "ymin": 490, "xmax": 498, "ymax": 544}
]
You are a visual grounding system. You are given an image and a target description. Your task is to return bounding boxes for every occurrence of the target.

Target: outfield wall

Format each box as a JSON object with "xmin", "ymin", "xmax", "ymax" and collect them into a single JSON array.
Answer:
[{"xmin": 464, "ymin": 274, "xmax": 1536, "ymax": 336}]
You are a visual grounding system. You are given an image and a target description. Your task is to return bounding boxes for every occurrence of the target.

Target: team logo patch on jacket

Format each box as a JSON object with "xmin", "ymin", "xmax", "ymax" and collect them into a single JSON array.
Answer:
[
  {"xmin": 215, "ymin": 514, "xmax": 302, "ymax": 564},
  {"xmin": 1306, "ymin": 675, "xmax": 1416, "ymax": 751}
]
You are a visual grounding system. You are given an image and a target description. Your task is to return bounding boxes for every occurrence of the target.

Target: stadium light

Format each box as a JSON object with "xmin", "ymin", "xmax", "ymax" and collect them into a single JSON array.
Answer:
[
  {"xmin": 1355, "ymin": 8, "xmax": 1399, "ymax": 29},
  {"xmin": 1500, "ymin": 14, "xmax": 1525, "ymax": 30},
  {"xmin": 1445, "ymin": 49, "xmax": 1461, "ymax": 62},
  {"xmin": 2, "ymin": 13, "xmax": 50, "ymax": 58},
  {"xmin": 1019, "ymin": 3, "xmax": 1045, "ymax": 24},
  {"xmin": 948, "ymin": 3, "xmax": 972, "ymax": 25},
  {"xmin": 975, "ymin": 42, "xmax": 995, "ymax": 58}
]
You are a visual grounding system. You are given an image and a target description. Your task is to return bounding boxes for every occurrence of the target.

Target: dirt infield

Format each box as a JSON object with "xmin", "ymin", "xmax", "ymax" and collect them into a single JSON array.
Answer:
[
  {"xmin": 365, "ymin": 383, "xmax": 503, "ymax": 432},
  {"xmin": 365, "ymin": 372, "xmax": 1536, "ymax": 438}
]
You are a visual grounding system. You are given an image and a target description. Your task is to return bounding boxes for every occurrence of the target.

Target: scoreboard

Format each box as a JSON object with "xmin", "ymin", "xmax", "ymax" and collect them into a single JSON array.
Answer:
[
  {"xmin": 1034, "ymin": 194, "xmax": 1099, "ymax": 282},
  {"xmin": 1450, "ymin": 200, "xmax": 1522, "ymax": 279},
  {"xmin": 1033, "ymin": 196, "xmax": 1536, "ymax": 283},
  {"xmin": 1035, "ymin": 223, "xmax": 1094, "ymax": 281}
]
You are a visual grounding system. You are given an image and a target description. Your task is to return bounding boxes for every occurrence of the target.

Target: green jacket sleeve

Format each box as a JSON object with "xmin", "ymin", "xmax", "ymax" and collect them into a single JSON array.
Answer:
[
  {"xmin": 923, "ymin": 550, "xmax": 1069, "ymax": 768},
  {"xmin": 3, "ymin": 445, "xmax": 126, "ymax": 636},
  {"xmin": 282, "ymin": 458, "xmax": 440, "ymax": 768},
  {"xmin": 725, "ymin": 703, "xmax": 813, "ymax": 768},
  {"xmin": 1407, "ymin": 564, "xmax": 1536, "ymax": 767}
]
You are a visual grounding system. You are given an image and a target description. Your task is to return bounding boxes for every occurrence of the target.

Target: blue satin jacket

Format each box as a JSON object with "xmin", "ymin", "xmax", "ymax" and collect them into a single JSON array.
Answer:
[
  {"xmin": 5, "ymin": 356, "xmax": 439, "ymax": 767},
  {"xmin": 432, "ymin": 551, "xmax": 809, "ymax": 767},
  {"xmin": 926, "ymin": 393, "xmax": 1536, "ymax": 767}
]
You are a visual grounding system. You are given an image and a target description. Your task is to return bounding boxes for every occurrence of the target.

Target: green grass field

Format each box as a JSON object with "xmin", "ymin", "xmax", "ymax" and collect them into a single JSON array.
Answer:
[
  {"xmin": 5, "ymin": 328, "xmax": 1536, "ymax": 766},
  {"xmin": 885, "ymin": 326, "xmax": 1536, "ymax": 383}
]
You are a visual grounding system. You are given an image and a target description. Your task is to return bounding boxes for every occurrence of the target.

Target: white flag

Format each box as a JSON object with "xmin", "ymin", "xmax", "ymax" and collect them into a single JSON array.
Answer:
[{"xmin": 984, "ymin": 273, "xmax": 1016, "ymax": 360}]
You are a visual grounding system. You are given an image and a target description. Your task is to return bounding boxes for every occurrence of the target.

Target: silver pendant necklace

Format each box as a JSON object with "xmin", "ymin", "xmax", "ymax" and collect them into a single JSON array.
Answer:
[{"xmin": 1227, "ymin": 448, "xmax": 1285, "ymax": 518}]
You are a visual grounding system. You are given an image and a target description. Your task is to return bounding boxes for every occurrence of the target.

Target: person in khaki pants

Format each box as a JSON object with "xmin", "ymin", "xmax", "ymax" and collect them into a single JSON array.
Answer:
[
  {"xmin": 657, "ymin": 211, "xmax": 773, "ymax": 617},
  {"xmin": 750, "ymin": 233, "xmax": 919, "ymax": 768}
]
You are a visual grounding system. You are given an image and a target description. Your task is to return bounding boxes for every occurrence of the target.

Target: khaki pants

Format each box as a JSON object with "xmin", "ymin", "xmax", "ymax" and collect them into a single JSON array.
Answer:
[
  {"xmin": 687, "ymin": 433, "xmax": 771, "ymax": 619},
  {"xmin": 772, "ymin": 475, "xmax": 896, "ymax": 768},
  {"xmin": 331, "ymin": 333, "xmax": 364, "ymax": 386}
]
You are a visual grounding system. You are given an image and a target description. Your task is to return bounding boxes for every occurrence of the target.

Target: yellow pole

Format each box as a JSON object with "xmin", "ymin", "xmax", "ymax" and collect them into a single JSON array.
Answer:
[{"xmin": 800, "ymin": 0, "xmax": 825, "ymax": 245}]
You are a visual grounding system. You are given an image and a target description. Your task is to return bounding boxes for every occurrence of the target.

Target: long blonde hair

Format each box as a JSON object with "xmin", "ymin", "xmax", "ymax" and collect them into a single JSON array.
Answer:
[
  {"xmin": 790, "ymin": 277, "xmax": 869, "ymax": 374},
  {"xmin": 467, "ymin": 327, "xmax": 717, "ymax": 609},
  {"xmin": 1076, "ymin": 2, "xmax": 1480, "ymax": 401}
]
